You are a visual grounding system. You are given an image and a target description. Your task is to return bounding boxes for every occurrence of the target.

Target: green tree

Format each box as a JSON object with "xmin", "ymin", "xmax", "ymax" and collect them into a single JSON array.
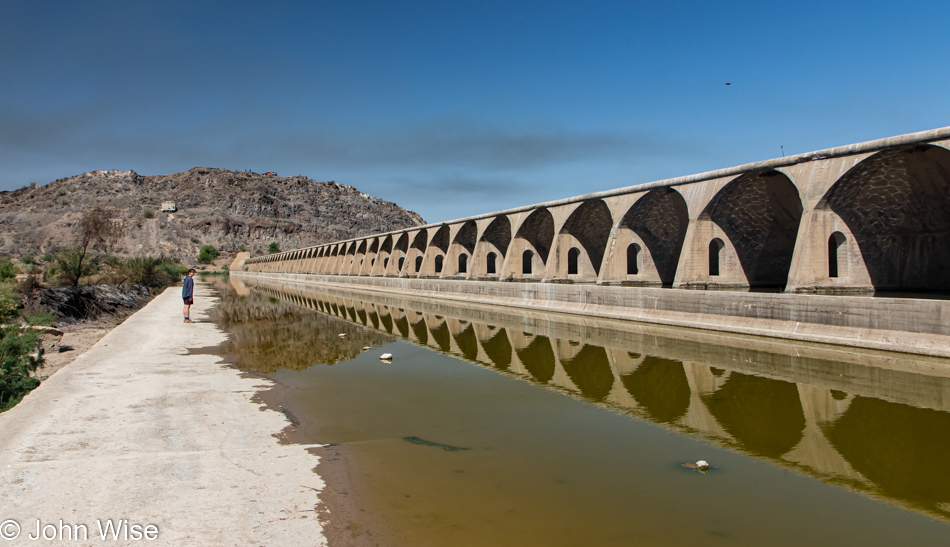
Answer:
[
  {"xmin": 268, "ymin": 242, "xmax": 280, "ymax": 254},
  {"xmin": 0, "ymin": 259, "xmax": 18, "ymax": 280},
  {"xmin": 198, "ymin": 245, "xmax": 219, "ymax": 264}
]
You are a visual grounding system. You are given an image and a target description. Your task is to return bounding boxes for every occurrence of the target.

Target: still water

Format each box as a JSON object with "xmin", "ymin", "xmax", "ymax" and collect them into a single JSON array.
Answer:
[{"xmin": 217, "ymin": 276, "xmax": 950, "ymax": 546}]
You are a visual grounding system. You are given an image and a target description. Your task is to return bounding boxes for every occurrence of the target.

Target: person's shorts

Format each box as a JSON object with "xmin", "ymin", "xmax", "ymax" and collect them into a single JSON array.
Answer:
[{"xmin": 183, "ymin": 297, "xmax": 194, "ymax": 305}]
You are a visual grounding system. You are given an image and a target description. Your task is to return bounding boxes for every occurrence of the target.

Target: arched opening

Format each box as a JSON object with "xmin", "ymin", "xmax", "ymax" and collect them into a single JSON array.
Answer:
[
  {"xmin": 415, "ymin": 256, "xmax": 423, "ymax": 272},
  {"xmin": 819, "ymin": 145, "xmax": 950, "ymax": 291},
  {"xmin": 523, "ymin": 250, "xmax": 534, "ymax": 274},
  {"xmin": 458, "ymin": 254, "xmax": 468, "ymax": 273},
  {"xmin": 709, "ymin": 238, "xmax": 724, "ymax": 276},
  {"xmin": 567, "ymin": 247, "xmax": 580, "ymax": 275},
  {"xmin": 828, "ymin": 232, "xmax": 847, "ymax": 278},
  {"xmin": 435, "ymin": 255, "xmax": 444, "ymax": 273},
  {"xmin": 627, "ymin": 243, "xmax": 640, "ymax": 275},
  {"xmin": 481, "ymin": 216, "xmax": 511, "ymax": 258},
  {"xmin": 383, "ymin": 258, "xmax": 389, "ymax": 269},
  {"xmin": 559, "ymin": 200, "xmax": 612, "ymax": 275},
  {"xmin": 487, "ymin": 252, "xmax": 497, "ymax": 274},
  {"xmin": 398, "ymin": 257, "xmax": 405, "ymax": 271},
  {"xmin": 703, "ymin": 170, "xmax": 803, "ymax": 288},
  {"xmin": 515, "ymin": 208, "xmax": 555, "ymax": 265}
]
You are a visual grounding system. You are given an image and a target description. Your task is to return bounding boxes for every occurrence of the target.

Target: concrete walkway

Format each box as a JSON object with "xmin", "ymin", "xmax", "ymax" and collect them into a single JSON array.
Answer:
[{"xmin": 0, "ymin": 284, "xmax": 327, "ymax": 546}]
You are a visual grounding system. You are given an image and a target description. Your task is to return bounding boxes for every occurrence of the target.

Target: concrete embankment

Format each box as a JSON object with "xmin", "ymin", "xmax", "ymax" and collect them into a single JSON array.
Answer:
[
  {"xmin": 0, "ymin": 284, "xmax": 327, "ymax": 546},
  {"xmin": 234, "ymin": 272, "xmax": 950, "ymax": 358}
]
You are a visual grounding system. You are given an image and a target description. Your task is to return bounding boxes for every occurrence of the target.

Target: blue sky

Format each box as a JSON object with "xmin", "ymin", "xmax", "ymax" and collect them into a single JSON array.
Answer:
[{"xmin": 1, "ymin": 1, "xmax": 947, "ymax": 222}]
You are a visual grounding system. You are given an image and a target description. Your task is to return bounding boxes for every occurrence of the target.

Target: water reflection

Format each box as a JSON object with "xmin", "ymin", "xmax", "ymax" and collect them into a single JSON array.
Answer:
[
  {"xmin": 214, "ymin": 286, "xmax": 395, "ymax": 372},
  {"xmin": 229, "ymin": 276, "xmax": 950, "ymax": 521}
]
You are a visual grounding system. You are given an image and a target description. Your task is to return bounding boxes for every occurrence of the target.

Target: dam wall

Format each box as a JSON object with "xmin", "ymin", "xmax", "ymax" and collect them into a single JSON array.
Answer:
[
  {"xmin": 232, "ymin": 271, "xmax": 950, "ymax": 358},
  {"xmin": 236, "ymin": 127, "xmax": 950, "ymax": 358}
]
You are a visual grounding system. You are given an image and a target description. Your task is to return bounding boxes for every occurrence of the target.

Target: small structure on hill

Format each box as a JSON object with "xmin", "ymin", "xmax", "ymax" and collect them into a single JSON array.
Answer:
[{"xmin": 160, "ymin": 201, "xmax": 177, "ymax": 213}]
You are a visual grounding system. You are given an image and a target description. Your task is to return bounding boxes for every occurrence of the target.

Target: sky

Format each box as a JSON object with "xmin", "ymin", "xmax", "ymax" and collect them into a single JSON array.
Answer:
[{"xmin": 1, "ymin": 1, "xmax": 948, "ymax": 223}]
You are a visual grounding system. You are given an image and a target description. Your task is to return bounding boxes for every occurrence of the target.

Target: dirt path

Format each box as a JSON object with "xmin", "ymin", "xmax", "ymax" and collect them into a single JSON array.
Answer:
[{"xmin": 0, "ymin": 283, "xmax": 328, "ymax": 545}]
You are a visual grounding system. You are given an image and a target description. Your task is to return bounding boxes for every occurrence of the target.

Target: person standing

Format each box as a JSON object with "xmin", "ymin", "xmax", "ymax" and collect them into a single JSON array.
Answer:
[{"xmin": 182, "ymin": 268, "xmax": 196, "ymax": 323}]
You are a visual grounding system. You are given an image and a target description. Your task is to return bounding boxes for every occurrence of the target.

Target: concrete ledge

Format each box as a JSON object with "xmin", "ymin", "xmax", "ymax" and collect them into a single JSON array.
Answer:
[{"xmin": 235, "ymin": 272, "xmax": 950, "ymax": 358}]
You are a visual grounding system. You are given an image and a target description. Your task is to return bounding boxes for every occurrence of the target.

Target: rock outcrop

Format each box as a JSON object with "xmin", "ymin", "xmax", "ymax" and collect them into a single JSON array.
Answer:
[{"xmin": 0, "ymin": 168, "xmax": 424, "ymax": 262}]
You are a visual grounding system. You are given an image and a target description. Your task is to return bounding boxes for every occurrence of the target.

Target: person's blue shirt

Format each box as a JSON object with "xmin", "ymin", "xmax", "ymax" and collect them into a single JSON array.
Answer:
[{"xmin": 182, "ymin": 275, "xmax": 194, "ymax": 298}]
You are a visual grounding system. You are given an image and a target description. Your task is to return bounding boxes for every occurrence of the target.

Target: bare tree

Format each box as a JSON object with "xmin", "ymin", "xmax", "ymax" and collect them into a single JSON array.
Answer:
[{"xmin": 59, "ymin": 208, "xmax": 124, "ymax": 286}]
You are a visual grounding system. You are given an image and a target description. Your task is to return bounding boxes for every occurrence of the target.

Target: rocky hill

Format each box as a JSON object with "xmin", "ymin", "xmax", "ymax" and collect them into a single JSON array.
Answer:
[{"xmin": 0, "ymin": 168, "xmax": 424, "ymax": 263}]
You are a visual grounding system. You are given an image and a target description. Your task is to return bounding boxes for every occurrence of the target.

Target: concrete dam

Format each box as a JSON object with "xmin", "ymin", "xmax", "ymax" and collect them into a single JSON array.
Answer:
[{"xmin": 235, "ymin": 127, "xmax": 950, "ymax": 357}]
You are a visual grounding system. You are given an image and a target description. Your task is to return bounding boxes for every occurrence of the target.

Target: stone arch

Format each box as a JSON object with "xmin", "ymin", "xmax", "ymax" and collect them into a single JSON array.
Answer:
[
  {"xmin": 448, "ymin": 221, "xmax": 477, "ymax": 276},
  {"xmin": 558, "ymin": 200, "xmax": 612, "ymax": 277},
  {"xmin": 424, "ymin": 225, "xmax": 450, "ymax": 275},
  {"xmin": 702, "ymin": 170, "xmax": 803, "ymax": 288},
  {"xmin": 474, "ymin": 215, "xmax": 511, "ymax": 276},
  {"xmin": 618, "ymin": 188, "xmax": 689, "ymax": 285},
  {"xmin": 818, "ymin": 145, "xmax": 950, "ymax": 291},
  {"xmin": 508, "ymin": 208, "xmax": 554, "ymax": 277},
  {"xmin": 406, "ymin": 230, "xmax": 428, "ymax": 276},
  {"xmin": 390, "ymin": 233, "xmax": 410, "ymax": 274}
]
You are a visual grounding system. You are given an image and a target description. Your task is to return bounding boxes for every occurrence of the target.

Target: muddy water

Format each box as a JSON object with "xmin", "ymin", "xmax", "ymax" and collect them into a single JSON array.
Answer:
[{"xmin": 219, "ymin": 276, "xmax": 950, "ymax": 546}]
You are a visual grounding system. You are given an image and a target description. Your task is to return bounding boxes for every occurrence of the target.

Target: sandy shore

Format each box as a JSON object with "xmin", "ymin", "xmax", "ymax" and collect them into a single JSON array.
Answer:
[{"xmin": 0, "ymin": 283, "xmax": 327, "ymax": 545}]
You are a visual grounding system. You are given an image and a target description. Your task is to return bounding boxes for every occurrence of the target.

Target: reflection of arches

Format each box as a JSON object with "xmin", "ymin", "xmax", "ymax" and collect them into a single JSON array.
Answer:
[
  {"xmin": 486, "ymin": 252, "xmax": 497, "ymax": 274},
  {"xmin": 825, "ymin": 397, "xmax": 950, "ymax": 513},
  {"xmin": 559, "ymin": 200, "xmax": 613, "ymax": 275},
  {"xmin": 819, "ymin": 145, "xmax": 950, "ymax": 290},
  {"xmin": 621, "ymin": 357, "xmax": 689, "ymax": 424},
  {"xmin": 620, "ymin": 188, "xmax": 689, "ymax": 284},
  {"xmin": 429, "ymin": 320, "xmax": 451, "ymax": 352},
  {"xmin": 559, "ymin": 345, "xmax": 614, "ymax": 402},
  {"xmin": 523, "ymin": 250, "xmax": 534, "ymax": 274},
  {"xmin": 481, "ymin": 329, "xmax": 512, "ymax": 370},
  {"xmin": 709, "ymin": 239, "xmax": 724, "ymax": 276},
  {"xmin": 627, "ymin": 244, "xmax": 640, "ymax": 275},
  {"xmin": 410, "ymin": 319, "xmax": 428, "ymax": 345},
  {"xmin": 567, "ymin": 247, "xmax": 580, "ymax": 275},
  {"xmin": 516, "ymin": 336, "xmax": 555, "ymax": 383},
  {"xmin": 394, "ymin": 315, "xmax": 409, "ymax": 338},
  {"xmin": 454, "ymin": 324, "xmax": 479, "ymax": 361},
  {"xmin": 702, "ymin": 373, "xmax": 806, "ymax": 458},
  {"xmin": 515, "ymin": 208, "xmax": 555, "ymax": 263},
  {"xmin": 828, "ymin": 232, "xmax": 847, "ymax": 278},
  {"xmin": 703, "ymin": 170, "xmax": 803, "ymax": 288}
]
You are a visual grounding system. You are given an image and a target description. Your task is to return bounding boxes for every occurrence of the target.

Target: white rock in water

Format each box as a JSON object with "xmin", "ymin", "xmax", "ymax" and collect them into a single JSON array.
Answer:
[
  {"xmin": 379, "ymin": 353, "xmax": 393, "ymax": 360},
  {"xmin": 362, "ymin": 346, "xmax": 371, "ymax": 350},
  {"xmin": 695, "ymin": 460, "xmax": 710, "ymax": 469},
  {"xmin": 338, "ymin": 333, "xmax": 346, "ymax": 338}
]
